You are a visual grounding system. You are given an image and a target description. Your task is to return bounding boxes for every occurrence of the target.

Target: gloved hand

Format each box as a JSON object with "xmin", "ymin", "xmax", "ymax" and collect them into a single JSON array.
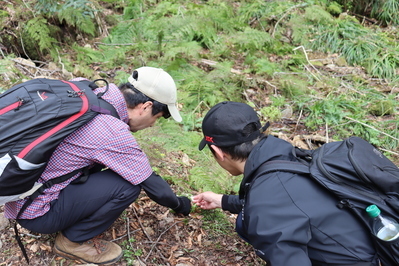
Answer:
[{"xmin": 173, "ymin": 196, "xmax": 191, "ymax": 216}]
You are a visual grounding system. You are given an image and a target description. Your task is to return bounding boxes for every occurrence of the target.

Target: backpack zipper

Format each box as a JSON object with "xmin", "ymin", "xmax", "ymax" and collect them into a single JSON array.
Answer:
[
  {"xmin": 17, "ymin": 81, "xmax": 89, "ymax": 159},
  {"xmin": 316, "ymin": 144, "xmax": 384, "ymax": 203},
  {"xmin": 0, "ymin": 99, "xmax": 26, "ymax": 115},
  {"xmin": 347, "ymin": 138, "xmax": 373, "ymax": 184}
]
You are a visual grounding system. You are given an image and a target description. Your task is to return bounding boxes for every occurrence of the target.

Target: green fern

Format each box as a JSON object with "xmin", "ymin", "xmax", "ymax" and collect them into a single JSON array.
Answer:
[
  {"xmin": 73, "ymin": 44, "xmax": 130, "ymax": 68},
  {"xmin": 57, "ymin": 7, "xmax": 96, "ymax": 36},
  {"xmin": 238, "ymin": 0, "xmax": 296, "ymax": 27},
  {"xmin": 229, "ymin": 27, "xmax": 272, "ymax": 53},
  {"xmin": 25, "ymin": 16, "xmax": 58, "ymax": 54},
  {"xmin": 35, "ymin": 0, "xmax": 98, "ymax": 36}
]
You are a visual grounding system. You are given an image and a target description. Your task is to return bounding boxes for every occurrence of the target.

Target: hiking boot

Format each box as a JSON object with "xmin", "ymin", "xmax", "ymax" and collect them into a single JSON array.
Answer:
[{"xmin": 53, "ymin": 233, "xmax": 123, "ymax": 265}]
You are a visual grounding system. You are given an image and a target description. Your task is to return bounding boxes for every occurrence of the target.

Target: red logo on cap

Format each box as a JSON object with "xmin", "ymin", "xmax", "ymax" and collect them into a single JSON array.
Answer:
[{"xmin": 205, "ymin": 136, "xmax": 214, "ymax": 143}]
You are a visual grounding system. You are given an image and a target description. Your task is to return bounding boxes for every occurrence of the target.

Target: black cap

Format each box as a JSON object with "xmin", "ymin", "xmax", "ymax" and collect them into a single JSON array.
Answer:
[{"xmin": 198, "ymin": 101, "xmax": 269, "ymax": 150}]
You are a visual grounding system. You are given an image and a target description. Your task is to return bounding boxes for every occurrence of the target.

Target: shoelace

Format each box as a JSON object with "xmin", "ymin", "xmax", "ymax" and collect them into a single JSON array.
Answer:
[{"xmin": 85, "ymin": 237, "xmax": 107, "ymax": 254}]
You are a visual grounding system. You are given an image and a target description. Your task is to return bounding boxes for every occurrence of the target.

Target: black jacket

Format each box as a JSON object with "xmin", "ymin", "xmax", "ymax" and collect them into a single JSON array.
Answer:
[{"xmin": 222, "ymin": 135, "xmax": 377, "ymax": 266}]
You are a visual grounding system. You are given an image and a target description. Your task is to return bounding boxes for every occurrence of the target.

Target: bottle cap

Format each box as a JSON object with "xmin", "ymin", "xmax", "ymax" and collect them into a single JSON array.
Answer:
[{"xmin": 366, "ymin": 205, "xmax": 381, "ymax": 218}]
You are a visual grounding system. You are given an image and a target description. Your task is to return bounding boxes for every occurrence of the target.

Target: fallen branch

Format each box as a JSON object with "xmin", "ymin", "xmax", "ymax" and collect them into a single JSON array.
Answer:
[
  {"xmin": 344, "ymin": 116, "xmax": 399, "ymax": 142},
  {"xmin": 144, "ymin": 221, "xmax": 180, "ymax": 262},
  {"xmin": 380, "ymin": 148, "xmax": 399, "ymax": 157},
  {"xmin": 293, "ymin": 46, "xmax": 322, "ymax": 81},
  {"xmin": 94, "ymin": 42, "xmax": 135, "ymax": 46},
  {"xmin": 272, "ymin": 3, "xmax": 308, "ymax": 37},
  {"xmin": 132, "ymin": 206, "xmax": 171, "ymax": 265}
]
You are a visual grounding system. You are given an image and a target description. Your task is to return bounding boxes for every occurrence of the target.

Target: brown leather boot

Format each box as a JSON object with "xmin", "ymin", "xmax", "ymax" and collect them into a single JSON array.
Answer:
[{"xmin": 53, "ymin": 233, "xmax": 123, "ymax": 265}]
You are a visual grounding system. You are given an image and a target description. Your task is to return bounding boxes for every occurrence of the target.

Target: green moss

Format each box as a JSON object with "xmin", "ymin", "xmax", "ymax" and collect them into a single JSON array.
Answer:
[{"xmin": 368, "ymin": 100, "xmax": 395, "ymax": 116}]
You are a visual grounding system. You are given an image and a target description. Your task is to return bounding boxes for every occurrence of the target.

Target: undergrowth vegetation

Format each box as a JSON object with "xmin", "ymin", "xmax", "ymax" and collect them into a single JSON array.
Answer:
[{"xmin": 1, "ymin": 0, "xmax": 398, "ymax": 197}]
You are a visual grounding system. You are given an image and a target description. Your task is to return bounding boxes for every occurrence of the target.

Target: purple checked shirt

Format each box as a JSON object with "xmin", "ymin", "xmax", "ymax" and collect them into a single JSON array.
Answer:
[{"xmin": 4, "ymin": 78, "xmax": 153, "ymax": 219}]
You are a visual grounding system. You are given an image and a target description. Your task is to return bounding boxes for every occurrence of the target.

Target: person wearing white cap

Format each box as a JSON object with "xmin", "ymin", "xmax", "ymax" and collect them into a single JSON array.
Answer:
[
  {"xmin": 6, "ymin": 66, "xmax": 190, "ymax": 264},
  {"xmin": 127, "ymin": 66, "xmax": 182, "ymax": 123}
]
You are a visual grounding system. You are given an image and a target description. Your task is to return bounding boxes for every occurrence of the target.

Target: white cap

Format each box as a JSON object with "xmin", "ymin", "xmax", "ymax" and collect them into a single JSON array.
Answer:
[{"xmin": 128, "ymin": 67, "xmax": 182, "ymax": 122}]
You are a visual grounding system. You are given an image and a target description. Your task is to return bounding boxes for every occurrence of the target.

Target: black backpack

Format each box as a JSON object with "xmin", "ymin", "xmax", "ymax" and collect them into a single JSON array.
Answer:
[
  {"xmin": 241, "ymin": 136, "xmax": 399, "ymax": 265},
  {"xmin": 0, "ymin": 78, "xmax": 120, "ymax": 264},
  {"xmin": 0, "ymin": 78, "xmax": 119, "ymax": 207}
]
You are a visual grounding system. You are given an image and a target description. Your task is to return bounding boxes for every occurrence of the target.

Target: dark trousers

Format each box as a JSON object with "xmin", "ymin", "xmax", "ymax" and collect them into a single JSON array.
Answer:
[{"xmin": 18, "ymin": 169, "xmax": 141, "ymax": 242}]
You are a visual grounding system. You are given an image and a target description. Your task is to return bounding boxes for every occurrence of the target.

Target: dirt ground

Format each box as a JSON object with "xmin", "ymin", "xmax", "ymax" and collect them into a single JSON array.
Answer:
[
  {"xmin": 1, "ymin": 18, "xmax": 398, "ymax": 265},
  {"xmin": 1, "ymin": 54, "xmax": 398, "ymax": 266},
  {"xmin": 0, "ymin": 191, "xmax": 265, "ymax": 266}
]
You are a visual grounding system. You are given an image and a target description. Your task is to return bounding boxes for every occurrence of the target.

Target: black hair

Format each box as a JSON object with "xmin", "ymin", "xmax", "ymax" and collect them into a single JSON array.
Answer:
[
  {"xmin": 118, "ymin": 82, "xmax": 171, "ymax": 119},
  {"xmin": 209, "ymin": 122, "xmax": 267, "ymax": 161}
]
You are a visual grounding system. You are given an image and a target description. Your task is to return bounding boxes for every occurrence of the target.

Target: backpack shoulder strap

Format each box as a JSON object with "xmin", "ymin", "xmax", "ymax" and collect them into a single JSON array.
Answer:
[
  {"xmin": 93, "ymin": 98, "xmax": 120, "ymax": 119},
  {"xmin": 257, "ymin": 160, "xmax": 310, "ymax": 176},
  {"xmin": 239, "ymin": 160, "xmax": 310, "ymax": 199},
  {"xmin": 75, "ymin": 79, "xmax": 120, "ymax": 119}
]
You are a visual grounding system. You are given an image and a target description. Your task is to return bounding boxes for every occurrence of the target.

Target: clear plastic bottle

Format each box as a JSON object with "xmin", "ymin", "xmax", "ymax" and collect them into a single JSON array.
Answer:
[{"xmin": 366, "ymin": 204, "xmax": 399, "ymax": 241}]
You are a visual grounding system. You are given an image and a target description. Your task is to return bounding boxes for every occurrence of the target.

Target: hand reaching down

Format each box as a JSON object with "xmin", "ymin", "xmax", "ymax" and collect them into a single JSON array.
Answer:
[{"xmin": 193, "ymin": 192, "xmax": 223, "ymax": 210}]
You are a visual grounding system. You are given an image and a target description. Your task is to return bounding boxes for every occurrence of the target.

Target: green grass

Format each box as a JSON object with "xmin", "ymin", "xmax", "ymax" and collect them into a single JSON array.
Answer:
[{"xmin": 1, "ymin": 0, "xmax": 398, "ymax": 192}]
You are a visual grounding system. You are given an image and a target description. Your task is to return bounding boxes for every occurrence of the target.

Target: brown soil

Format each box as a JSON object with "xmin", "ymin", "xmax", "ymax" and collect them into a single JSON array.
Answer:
[
  {"xmin": 0, "ymin": 54, "xmax": 398, "ymax": 265},
  {"xmin": 1, "ymin": 3, "xmax": 398, "ymax": 265},
  {"xmin": 0, "ymin": 195, "xmax": 264, "ymax": 266}
]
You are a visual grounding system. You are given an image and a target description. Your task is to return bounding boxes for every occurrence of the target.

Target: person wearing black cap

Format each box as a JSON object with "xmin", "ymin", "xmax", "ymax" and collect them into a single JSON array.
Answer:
[
  {"xmin": 4, "ymin": 67, "xmax": 191, "ymax": 264},
  {"xmin": 193, "ymin": 101, "xmax": 378, "ymax": 266}
]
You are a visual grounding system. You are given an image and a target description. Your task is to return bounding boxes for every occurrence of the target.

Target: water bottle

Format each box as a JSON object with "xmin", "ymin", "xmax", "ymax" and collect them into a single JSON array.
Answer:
[{"xmin": 366, "ymin": 204, "xmax": 399, "ymax": 241}]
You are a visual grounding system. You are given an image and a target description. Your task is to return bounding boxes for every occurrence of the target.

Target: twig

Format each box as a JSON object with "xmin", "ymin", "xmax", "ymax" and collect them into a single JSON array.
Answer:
[
  {"xmin": 11, "ymin": 59, "xmax": 53, "ymax": 71},
  {"xmin": 344, "ymin": 116, "xmax": 399, "ymax": 142},
  {"xmin": 144, "ymin": 221, "xmax": 180, "ymax": 262},
  {"xmin": 380, "ymin": 148, "xmax": 399, "ymax": 156},
  {"xmin": 260, "ymin": 79, "xmax": 278, "ymax": 95},
  {"xmin": 303, "ymin": 64, "xmax": 321, "ymax": 81},
  {"xmin": 272, "ymin": 3, "xmax": 308, "ymax": 37},
  {"xmin": 110, "ymin": 229, "xmax": 141, "ymax": 242},
  {"xmin": 292, "ymin": 108, "xmax": 303, "ymax": 136},
  {"xmin": 21, "ymin": 0, "xmax": 35, "ymax": 17},
  {"xmin": 274, "ymin": 71, "xmax": 309, "ymax": 76},
  {"xmin": 293, "ymin": 46, "xmax": 322, "ymax": 81},
  {"xmin": 19, "ymin": 233, "xmax": 42, "ymax": 238},
  {"xmin": 56, "ymin": 48, "xmax": 65, "ymax": 72},
  {"xmin": 94, "ymin": 42, "xmax": 135, "ymax": 46},
  {"xmin": 132, "ymin": 206, "xmax": 153, "ymax": 242},
  {"xmin": 340, "ymin": 81, "xmax": 365, "ymax": 95},
  {"xmin": 325, "ymin": 122, "xmax": 329, "ymax": 143},
  {"xmin": 143, "ymin": 241, "xmax": 173, "ymax": 245},
  {"xmin": 177, "ymin": 6, "xmax": 185, "ymax": 18},
  {"xmin": 132, "ymin": 206, "xmax": 170, "ymax": 265},
  {"xmin": 125, "ymin": 217, "xmax": 143, "ymax": 264}
]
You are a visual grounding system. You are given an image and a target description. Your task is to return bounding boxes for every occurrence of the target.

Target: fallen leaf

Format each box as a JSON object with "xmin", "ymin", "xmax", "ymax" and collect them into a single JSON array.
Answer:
[{"xmin": 29, "ymin": 243, "xmax": 39, "ymax": 252}]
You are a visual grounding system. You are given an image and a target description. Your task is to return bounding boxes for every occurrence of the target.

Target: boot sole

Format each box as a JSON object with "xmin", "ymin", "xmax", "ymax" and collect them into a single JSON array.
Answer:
[{"xmin": 53, "ymin": 244, "xmax": 123, "ymax": 265}]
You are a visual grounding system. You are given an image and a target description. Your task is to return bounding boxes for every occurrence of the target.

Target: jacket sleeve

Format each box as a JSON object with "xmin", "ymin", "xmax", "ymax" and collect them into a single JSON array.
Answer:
[
  {"xmin": 245, "ymin": 172, "xmax": 312, "ymax": 266},
  {"xmin": 221, "ymin": 195, "xmax": 242, "ymax": 214},
  {"xmin": 140, "ymin": 171, "xmax": 179, "ymax": 209}
]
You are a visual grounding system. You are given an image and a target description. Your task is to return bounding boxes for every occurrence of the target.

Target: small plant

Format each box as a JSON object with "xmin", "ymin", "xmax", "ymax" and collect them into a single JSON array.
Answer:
[
  {"xmin": 200, "ymin": 209, "xmax": 235, "ymax": 237},
  {"xmin": 24, "ymin": 16, "xmax": 60, "ymax": 59},
  {"xmin": 122, "ymin": 238, "xmax": 143, "ymax": 265},
  {"xmin": 259, "ymin": 106, "xmax": 281, "ymax": 122}
]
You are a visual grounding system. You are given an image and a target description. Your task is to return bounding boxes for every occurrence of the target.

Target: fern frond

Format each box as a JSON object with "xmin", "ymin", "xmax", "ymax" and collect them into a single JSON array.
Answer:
[
  {"xmin": 162, "ymin": 41, "xmax": 202, "ymax": 62},
  {"xmin": 57, "ymin": 7, "xmax": 96, "ymax": 36},
  {"xmin": 229, "ymin": 27, "xmax": 272, "ymax": 52},
  {"xmin": 25, "ymin": 16, "xmax": 58, "ymax": 53}
]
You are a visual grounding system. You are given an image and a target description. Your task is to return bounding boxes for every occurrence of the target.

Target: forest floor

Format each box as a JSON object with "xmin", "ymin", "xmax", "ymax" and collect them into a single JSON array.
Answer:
[
  {"xmin": 1, "ymin": 1, "xmax": 398, "ymax": 264},
  {"xmin": 1, "ymin": 52, "xmax": 398, "ymax": 266}
]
